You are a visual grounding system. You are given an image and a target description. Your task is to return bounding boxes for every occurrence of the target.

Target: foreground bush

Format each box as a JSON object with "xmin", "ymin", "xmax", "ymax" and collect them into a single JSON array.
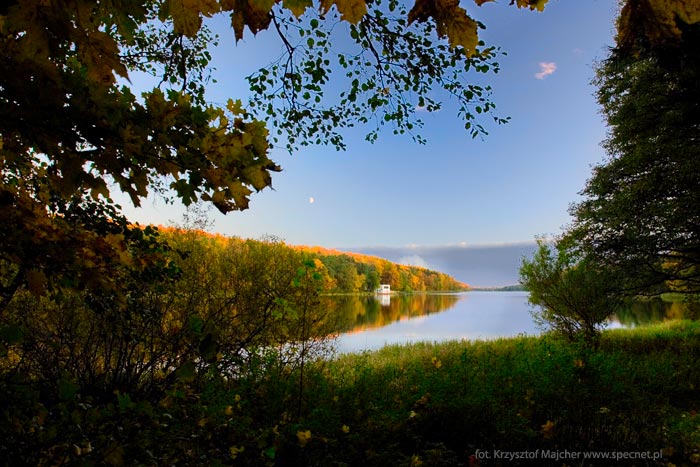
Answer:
[
  {"xmin": 520, "ymin": 238, "xmax": 624, "ymax": 345},
  {"xmin": 2, "ymin": 320, "xmax": 700, "ymax": 465}
]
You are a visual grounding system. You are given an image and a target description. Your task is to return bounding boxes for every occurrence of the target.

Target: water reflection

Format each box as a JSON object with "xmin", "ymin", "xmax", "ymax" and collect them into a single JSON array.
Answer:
[
  {"xmin": 326, "ymin": 292, "xmax": 698, "ymax": 354},
  {"xmin": 330, "ymin": 291, "xmax": 537, "ymax": 353},
  {"xmin": 612, "ymin": 298, "xmax": 699, "ymax": 327},
  {"xmin": 320, "ymin": 293, "xmax": 461, "ymax": 334}
]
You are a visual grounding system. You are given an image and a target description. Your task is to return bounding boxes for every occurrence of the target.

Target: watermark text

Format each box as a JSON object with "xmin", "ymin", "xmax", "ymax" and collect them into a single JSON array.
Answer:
[{"xmin": 472, "ymin": 449, "xmax": 662, "ymax": 462}]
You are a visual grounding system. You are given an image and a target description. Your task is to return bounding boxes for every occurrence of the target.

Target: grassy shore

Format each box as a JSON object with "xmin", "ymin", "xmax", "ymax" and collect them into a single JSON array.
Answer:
[
  {"xmin": 256, "ymin": 320, "xmax": 700, "ymax": 466},
  {"xmin": 9, "ymin": 320, "xmax": 699, "ymax": 466}
]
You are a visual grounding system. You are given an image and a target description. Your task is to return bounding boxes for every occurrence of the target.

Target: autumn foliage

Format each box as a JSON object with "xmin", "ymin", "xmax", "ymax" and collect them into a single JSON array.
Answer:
[
  {"xmin": 0, "ymin": 224, "xmax": 467, "ymax": 464},
  {"xmin": 4, "ymin": 0, "xmax": 700, "ymax": 464},
  {"xmin": 292, "ymin": 243, "xmax": 468, "ymax": 293}
]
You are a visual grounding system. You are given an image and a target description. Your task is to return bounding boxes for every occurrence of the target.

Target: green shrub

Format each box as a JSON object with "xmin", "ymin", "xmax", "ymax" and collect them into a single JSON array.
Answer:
[{"xmin": 520, "ymin": 238, "xmax": 623, "ymax": 345}]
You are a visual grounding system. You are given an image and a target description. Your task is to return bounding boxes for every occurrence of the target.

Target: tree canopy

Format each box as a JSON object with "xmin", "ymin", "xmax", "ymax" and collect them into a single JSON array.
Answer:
[
  {"xmin": 567, "ymin": 13, "xmax": 700, "ymax": 296},
  {"xmin": 5, "ymin": 0, "xmax": 700, "ymax": 304},
  {"xmin": 519, "ymin": 1, "xmax": 700, "ymax": 340},
  {"xmin": 0, "ymin": 0, "xmax": 532, "ymax": 304},
  {"xmin": 5, "ymin": 0, "xmax": 700, "ymax": 463}
]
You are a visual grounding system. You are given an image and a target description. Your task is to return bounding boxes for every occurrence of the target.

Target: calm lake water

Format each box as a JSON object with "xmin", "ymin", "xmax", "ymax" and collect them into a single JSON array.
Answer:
[
  {"xmin": 328, "ymin": 291, "xmax": 687, "ymax": 354},
  {"xmin": 332, "ymin": 291, "xmax": 535, "ymax": 353}
]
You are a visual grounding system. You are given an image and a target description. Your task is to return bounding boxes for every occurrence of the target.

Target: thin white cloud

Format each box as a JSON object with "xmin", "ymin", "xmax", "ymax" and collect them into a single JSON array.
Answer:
[{"xmin": 535, "ymin": 62, "xmax": 557, "ymax": 80}]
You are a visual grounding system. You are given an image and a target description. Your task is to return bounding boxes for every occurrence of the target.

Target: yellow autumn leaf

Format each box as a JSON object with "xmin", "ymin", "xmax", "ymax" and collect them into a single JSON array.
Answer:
[
  {"xmin": 169, "ymin": 0, "xmax": 220, "ymax": 37},
  {"xmin": 408, "ymin": 0, "xmax": 479, "ymax": 55},
  {"xmin": 230, "ymin": 0, "xmax": 275, "ymax": 41},
  {"xmin": 283, "ymin": 0, "xmax": 313, "ymax": 17},
  {"xmin": 229, "ymin": 445, "xmax": 245, "ymax": 459},
  {"xmin": 6, "ymin": 348, "xmax": 21, "ymax": 365},
  {"xmin": 617, "ymin": 0, "xmax": 700, "ymax": 52},
  {"xmin": 442, "ymin": 11, "xmax": 478, "ymax": 53},
  {"xmin": 541, "ymin": 420, "xmax": 555, "ymax": 439},
  {"xmin": 297, "ymin": 429, "xmax": 312, "ymax": 447},
  {"xmin": 511, "ymin": 0, "xmax": 548, "ymax": 11},
  {"xmin": 226, "ymin": 98, "xmax": 246, "ymax": 115},
  {"xmin": 674, "ymin": 0, "xmax": 700, "ymax": 25},
  {"xmin": 333, "ymin": 0, "xmax": 367, "ymax": 24}
]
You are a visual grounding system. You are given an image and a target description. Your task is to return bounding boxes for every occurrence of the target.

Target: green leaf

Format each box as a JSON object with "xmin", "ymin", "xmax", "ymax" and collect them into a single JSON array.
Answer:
[
  {"xmin": 117, "ymin": 391, "xmax": 135, "ymax": 412},
  {"xmin": 58, "ymin": 378, "xmax": 78, "ymax": 401},
  {"xmin": 0, "ymin": 324, "xmax": 24, "ymax": 345},
  {"xmin": 264, "ymin": 446, "xmax": 277, "ymax": 459},
  {"xmin": 188, "ymin": 314, "xmax": 205, "ymax": 335},
  {"xmin": 176, "ymin": 361, "xmax": 197, "ymax": 382}
]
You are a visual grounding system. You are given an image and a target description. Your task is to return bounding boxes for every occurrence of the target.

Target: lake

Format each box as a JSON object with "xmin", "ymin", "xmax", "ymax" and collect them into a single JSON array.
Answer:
[
  {"xmin": 327, "ymin": 291, "xmax": 689, "ymax": 354},
  {"xmin": 330, "ymin": 291, "xmax": 536, "ymax": 353}
]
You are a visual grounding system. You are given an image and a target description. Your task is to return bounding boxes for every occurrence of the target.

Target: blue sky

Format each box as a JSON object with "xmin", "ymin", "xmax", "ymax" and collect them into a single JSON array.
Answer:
[{"xmin": 120, "ymin": 0, "xmax": 619, "ymax": 265}]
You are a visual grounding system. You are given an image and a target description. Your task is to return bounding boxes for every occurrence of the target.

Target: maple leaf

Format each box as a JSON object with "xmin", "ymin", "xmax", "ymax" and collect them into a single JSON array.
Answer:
[
  {"xmin": 409, "ymin": 0, "xmax": 479, "ymax": 55},
  {"xmin": 79, "ymin": 30, "xmax": 128, "ymax": 83},
  {"xmin": 510, "ymin": 0, "xmax": 548, "ymax": 11},
  {"xmin": 169, "ymin": 0, "xmax": 220, "ymax": 37},
  {"xmin": 617, "ymin": 0, "xmax": 700, "ymax": 51},
  {"xmin": 334, "ymin": 0, "xmax": 368, "ymax": 24},
  {"xmin": 229, "ymin": 445, "xmax": 245, "ymax": 459},
  {"xmin": 296, "ymin": 429, "xmax": 312, "ymax": 447},
  {"xmin": 283, "ymin": 0, "xmax": 313, "ymax": 17},
  {"xmin": 541, "ymin": 420, "xmax": 556, "ymax": 439},
  {"xmin": 443, "ymin": 10, "xmax": 478, "ymax": 52},
  {"xmin": 230, "ymin": 0, "xmax": 275, "ymax": 41}
]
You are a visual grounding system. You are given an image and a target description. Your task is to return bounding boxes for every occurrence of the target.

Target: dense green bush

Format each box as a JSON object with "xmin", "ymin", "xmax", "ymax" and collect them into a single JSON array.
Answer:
[
  {"xmin": 0, "ymin": 229, "xmax": 334, "ymax": 465},
  {"xmin": 520, "ymin": 238, "xmax": 623, "ymax": 344}
]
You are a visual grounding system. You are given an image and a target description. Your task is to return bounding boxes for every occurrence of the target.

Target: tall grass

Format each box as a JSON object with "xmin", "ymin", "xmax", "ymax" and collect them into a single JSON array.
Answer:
[{"xmin": 259, "ymin": 321, "xmax": 700, "ymax": 466}]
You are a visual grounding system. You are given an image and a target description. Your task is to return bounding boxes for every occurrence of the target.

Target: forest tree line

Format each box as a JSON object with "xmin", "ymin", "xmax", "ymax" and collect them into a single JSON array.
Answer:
[
  {"xmin": 292, "ymin": 245, "xmax": 468, "ymax": 293},
  {"xmin": 161, "ymin": 228, "xmax": 469, "ymax": 294}
]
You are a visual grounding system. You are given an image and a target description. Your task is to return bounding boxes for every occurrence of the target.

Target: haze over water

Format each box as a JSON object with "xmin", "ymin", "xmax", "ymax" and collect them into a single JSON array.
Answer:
[{"xmin": 349, "ymin": 243, "xmax": 539, "ymax": 287}]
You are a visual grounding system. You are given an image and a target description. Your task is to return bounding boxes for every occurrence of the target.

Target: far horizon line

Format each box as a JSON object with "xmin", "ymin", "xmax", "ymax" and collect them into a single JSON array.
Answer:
[{"xmin": 335, "ymin": 240, "xmax": 539, "ymax": 251}]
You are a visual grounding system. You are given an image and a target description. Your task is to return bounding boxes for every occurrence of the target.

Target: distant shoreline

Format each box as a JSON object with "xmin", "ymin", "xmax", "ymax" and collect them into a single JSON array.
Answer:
[{"xmin": 469, "ymin": 285, "xmax": 527, "ymax": 292}]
